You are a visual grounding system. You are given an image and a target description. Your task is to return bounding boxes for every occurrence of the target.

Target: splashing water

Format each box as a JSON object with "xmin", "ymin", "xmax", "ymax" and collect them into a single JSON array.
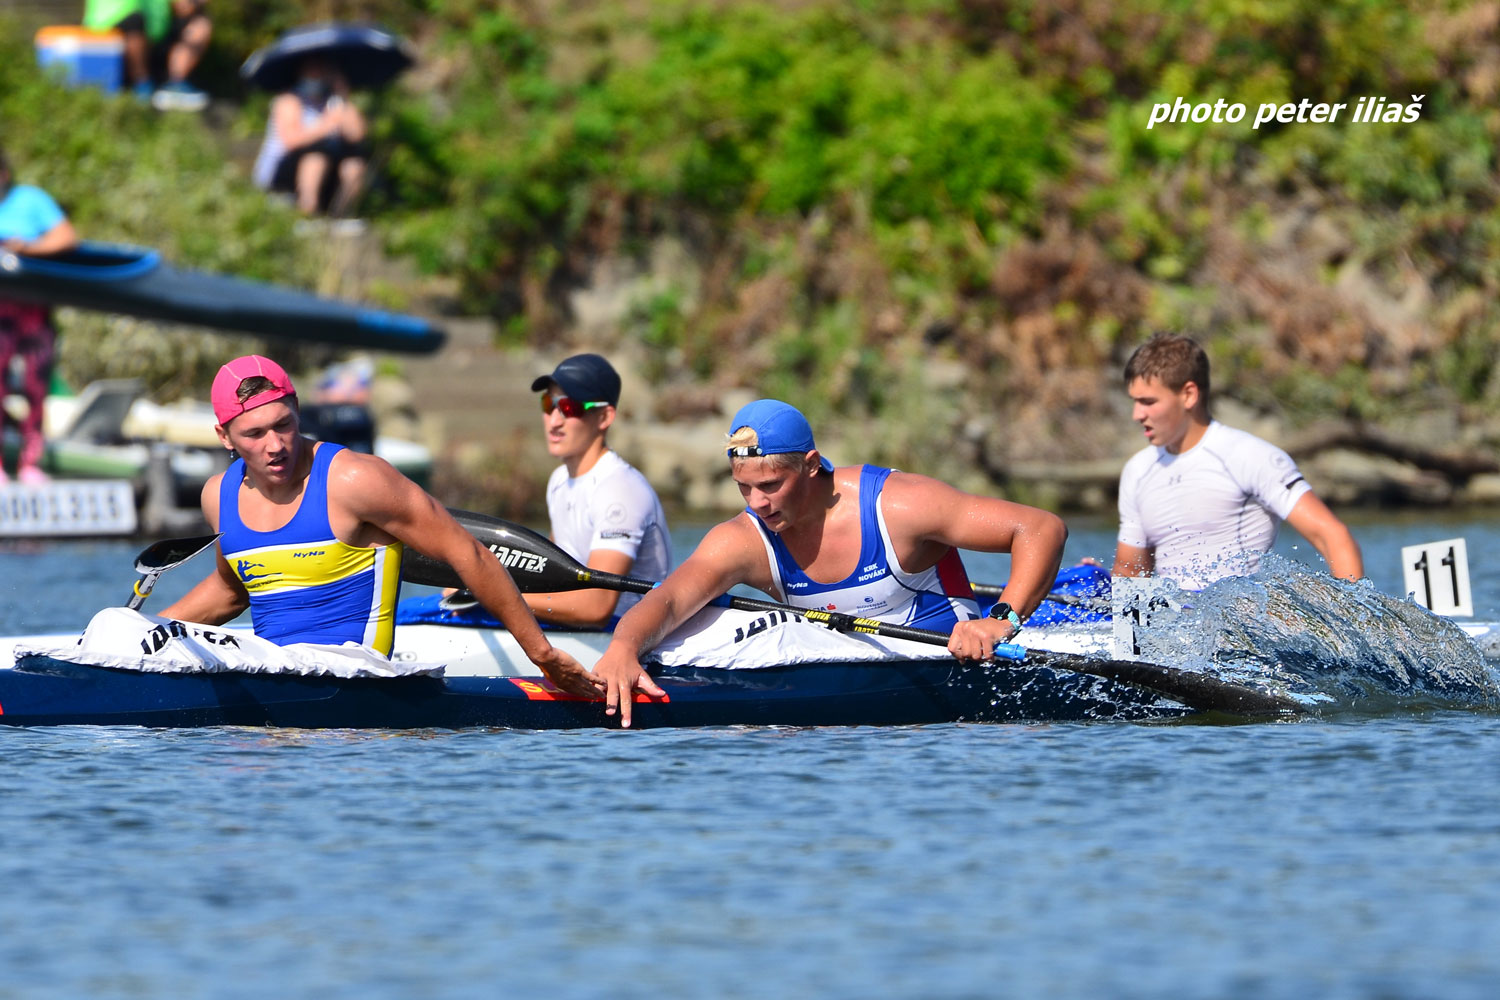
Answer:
[{"xmin": 1129, "ymin": 555, "xmax": 1500, "ymax": 712}]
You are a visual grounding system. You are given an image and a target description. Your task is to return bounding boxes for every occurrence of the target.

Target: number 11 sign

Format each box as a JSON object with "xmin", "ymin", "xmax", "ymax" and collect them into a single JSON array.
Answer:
[{"xmin": 1401, "ymin": 537, "xmax": 1473, "ymax": 617}]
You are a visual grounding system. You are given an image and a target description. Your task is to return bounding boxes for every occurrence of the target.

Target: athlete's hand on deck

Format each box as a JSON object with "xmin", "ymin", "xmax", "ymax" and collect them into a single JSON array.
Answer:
[
  {"xmin": 592, "ymin": 646, "xmax": 667, "ymax": 729},
  {"xmin": 531, "ymin": 646, "xmax": 605, "ymax": 700},
  {"xmin": 948, "ymin": 617, "xmax": 1018, "ymax": 662}
]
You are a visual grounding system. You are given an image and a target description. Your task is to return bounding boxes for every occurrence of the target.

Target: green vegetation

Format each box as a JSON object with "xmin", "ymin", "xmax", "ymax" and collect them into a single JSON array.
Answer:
[
  {"xmin": 0, "ymin": 20, "xmax": 326, "ymax": 393},
  {"xmin": 7, "ymin": 1, "xmax": 1500, "ymax": 475},
  {"xmin": 366, "ymin": 0, "xmax": 1500, "ymax": 455}
]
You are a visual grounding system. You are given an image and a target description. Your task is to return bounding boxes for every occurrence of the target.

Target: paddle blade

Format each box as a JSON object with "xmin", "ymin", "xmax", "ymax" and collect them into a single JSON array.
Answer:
[
  {"xmin": 134, "ymin": 533, "xmax": 222, "ymax": 574},
  {"xmin": 401, "ymin": 509, "xmax": 603, "ymax": 593},
  {"xmin": 1030, "ymin": 652, "xmax": 1302, "ymax": 717}
]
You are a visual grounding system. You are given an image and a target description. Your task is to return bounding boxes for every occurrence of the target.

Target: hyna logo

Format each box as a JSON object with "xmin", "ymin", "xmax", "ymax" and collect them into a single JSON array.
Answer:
[
  {"xmin": 140, "ymin": 620, "xmax": 242, "ymax": 654},
  {"xmin": 235, "ymin": 559, "xmax": 276, "ymax": 583},
  {"xmin": 488, "ymin": 544, "xmax": 549, "ymax": 575}
]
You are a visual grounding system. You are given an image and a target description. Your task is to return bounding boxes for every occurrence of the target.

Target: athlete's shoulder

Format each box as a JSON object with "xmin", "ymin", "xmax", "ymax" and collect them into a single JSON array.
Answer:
[
  {"xmin": 200, "ymin": 470, "xmax": 227, "ymax": 528},
  {"xmin": 877, "ymin": 466, "xmax": 949, "ymax": 497},
  {"xmin": 1120, "ymin": 444, "xmax": 1161, "ymax": 477},
  {"xmin": 699, "ymin": 511, "xmax": 765, "ymax": 563},
  {"xmin": 1205, "ymin": 420, "xmax": 1272, "ymax": 447},
  {"xmin": 325, "ymin": 443, "xmax": 409, "ymax": 495},
  {"xmin": 1205, "ymin": 421, "xmax": 1295, "ymax": 463},
  {"xmin": 593, "ymin": 450, "xmax": 650, "ymax": 486}
]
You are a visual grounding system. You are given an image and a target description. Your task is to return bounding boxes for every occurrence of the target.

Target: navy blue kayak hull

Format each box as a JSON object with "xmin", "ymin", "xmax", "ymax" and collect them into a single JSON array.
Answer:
[
  {"xmin": 0, "ymin": 656, "xmax": 1189, "ymax": 729},
  {"xmin": 0, "ymin": 242, "xmax": 445, "ymax": 354}
]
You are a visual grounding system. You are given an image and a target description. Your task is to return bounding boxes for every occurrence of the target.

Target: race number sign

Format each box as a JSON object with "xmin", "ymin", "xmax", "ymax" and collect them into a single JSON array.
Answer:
[{"xmin": 1401, "ymin": 537, "xmax": 1473, "ymax": 617}]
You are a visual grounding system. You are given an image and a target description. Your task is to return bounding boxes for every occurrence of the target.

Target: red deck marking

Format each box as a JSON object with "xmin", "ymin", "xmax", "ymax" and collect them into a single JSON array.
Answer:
[{"xmin": 508, "ymin": 678, "xmax": 668, "ymax": 703}]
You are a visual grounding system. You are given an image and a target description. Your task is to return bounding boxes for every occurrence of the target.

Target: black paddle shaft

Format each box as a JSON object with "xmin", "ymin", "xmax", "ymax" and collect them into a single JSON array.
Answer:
[{"xmin": 406, "ymin": 509, "xmax": 1301, "ymax": 718}]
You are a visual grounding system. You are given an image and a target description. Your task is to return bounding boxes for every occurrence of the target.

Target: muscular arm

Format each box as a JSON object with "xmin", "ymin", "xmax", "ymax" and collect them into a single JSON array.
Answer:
[
  {"xmin": 327, "ymin": 452, "xmax": 599, "ymax": 694},
  {"xmin": 593, "ymin": 516, "xmax": 763, "ymax": 726},
  {"xmin": 883, "ymin": 473, "xmax": 1067, "ymax": 618},
  {"xmin": 880, "ymin": 473, "xmax": 1066, "ymax": 660},
  {"xmin": 524, "ymin": 549, "xmax": 633, "ymax": 627},
  {"xmin": 159, "ymin": 475, "xmax": 251, "ymax": 624},
  {"xmin": 1284, "ymin": 492, "xmax": 1364, "ymax": 581}
]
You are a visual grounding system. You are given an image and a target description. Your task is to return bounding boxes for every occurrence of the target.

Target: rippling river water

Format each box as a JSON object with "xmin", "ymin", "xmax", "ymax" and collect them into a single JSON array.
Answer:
[{"xmin": 2, "ymin": 512, "xmax": 1498, "ymax": 998}]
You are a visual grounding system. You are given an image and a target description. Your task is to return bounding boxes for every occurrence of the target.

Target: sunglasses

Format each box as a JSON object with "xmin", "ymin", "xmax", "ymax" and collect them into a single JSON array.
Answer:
[{"xmin": 540, "ymin": 389, "xmax": 607, "ymax": 419}]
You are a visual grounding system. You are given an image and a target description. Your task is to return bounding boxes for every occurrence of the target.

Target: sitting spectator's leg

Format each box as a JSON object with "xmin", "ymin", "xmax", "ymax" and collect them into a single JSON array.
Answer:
[
  {"xmin": 116, "ymin": 12, "xmax": 153, "ymax": 99},
  {"xmin": 295, "ymin": 152, "xmax": 331, "ymax": 215},
  {"xmin": 330, "ymin": 156, "xmax": 367, "ymax": 218},
  {"xmin": 14, "ymin": 326, "xmax": 55, "ymax": 484},
  {"xmin": 0, "ymin": 316, "xmax": 18, "ymax": 483},
  {"xmin": 167, "ymin": 5, "xmax": 209, "ymax": 87},
  {"xmin": 151, "ymin": 2, "xmax": 210, "ymax": 111}
]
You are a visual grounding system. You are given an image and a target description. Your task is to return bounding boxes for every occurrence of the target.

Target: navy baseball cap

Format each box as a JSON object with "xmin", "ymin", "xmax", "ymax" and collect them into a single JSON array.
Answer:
[
  {"xmin": 726, "ymin": 399, "xmax": 834, "ymax": 472},
  {"xmin": 530, "ymin": 353, "xmax": 621, "ymax": 406}
]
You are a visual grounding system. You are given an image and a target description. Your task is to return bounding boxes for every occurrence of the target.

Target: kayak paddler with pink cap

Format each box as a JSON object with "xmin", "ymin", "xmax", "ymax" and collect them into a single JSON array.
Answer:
[{"xmin": 160, "ymin": 354, "xmax": 600, "ymax": 696}]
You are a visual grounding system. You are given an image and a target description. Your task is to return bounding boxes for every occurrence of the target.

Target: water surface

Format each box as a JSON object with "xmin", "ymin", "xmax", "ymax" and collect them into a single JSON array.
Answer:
[{"xmin": 2, "ymin": 513, "xmax": 1498, "ymax": 998}]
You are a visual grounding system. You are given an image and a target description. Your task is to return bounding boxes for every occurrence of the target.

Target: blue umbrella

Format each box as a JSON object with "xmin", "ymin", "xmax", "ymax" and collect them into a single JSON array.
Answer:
[{"xmin": 240, "ymin": 22, "xmax": 415, "ymax": 92}]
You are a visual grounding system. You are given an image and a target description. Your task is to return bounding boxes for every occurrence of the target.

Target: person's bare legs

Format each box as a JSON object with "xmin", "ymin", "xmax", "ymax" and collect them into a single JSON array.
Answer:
[
  {"xmin": 122, "ymin": 28, "xmax": 149, "ymax": 87},
  {"xmin": 330, "ymin": 157, "xmax": 367, "ymax": 217},
  {"xmin": 167, "ymin": 15, "xmax": 211, "ymax": 84},
  {"xmin": 0, "ymin": 333, "xmax": 16, "ymax": 482},
  {"xmin": 295, "ymin": 152, "xmax": 330, "ymax": 214}
]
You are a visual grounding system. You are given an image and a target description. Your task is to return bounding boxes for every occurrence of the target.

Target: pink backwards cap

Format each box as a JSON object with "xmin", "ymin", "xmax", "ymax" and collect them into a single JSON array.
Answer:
[{"xmin": 211, "ymin": 355, "xmax": 297, "ymax": 425}]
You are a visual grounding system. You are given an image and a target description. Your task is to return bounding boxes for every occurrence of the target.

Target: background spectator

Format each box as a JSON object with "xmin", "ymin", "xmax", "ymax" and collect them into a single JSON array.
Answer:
[
  {"xmin": 0, "ymin": 147, "xmax": 79, "ymax": 485},
  {"xmin": 250, "ymin": 56, "xmax": 370, "ymax": 217},
  {"xmin": 82, "ymin": 0, "xmax": 211, "ymax": 110}
]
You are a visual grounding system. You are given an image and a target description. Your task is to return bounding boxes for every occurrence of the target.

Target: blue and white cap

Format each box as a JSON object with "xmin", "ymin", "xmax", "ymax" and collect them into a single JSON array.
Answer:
[{"xmin": 726, "ymin": 399, "xmax": 834, "ymax": 472}]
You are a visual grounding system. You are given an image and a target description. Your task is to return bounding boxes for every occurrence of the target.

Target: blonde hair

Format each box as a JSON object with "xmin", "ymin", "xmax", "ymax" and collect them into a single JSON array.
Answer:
[{"xmin": 725, "ymin": 426, "xmax": 808, "ymax": 472}]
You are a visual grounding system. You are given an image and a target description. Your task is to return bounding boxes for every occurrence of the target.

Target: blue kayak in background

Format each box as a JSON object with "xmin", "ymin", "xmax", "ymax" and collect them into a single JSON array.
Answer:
[{"xmin": 0, "ymin": 241, "xmax": 445, "ymax": 354}]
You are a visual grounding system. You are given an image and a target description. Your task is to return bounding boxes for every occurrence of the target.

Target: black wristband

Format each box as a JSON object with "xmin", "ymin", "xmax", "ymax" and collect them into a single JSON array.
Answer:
[{"xmin": 987, "ymin": 601, "xmax": 1022, "ymax": 632}]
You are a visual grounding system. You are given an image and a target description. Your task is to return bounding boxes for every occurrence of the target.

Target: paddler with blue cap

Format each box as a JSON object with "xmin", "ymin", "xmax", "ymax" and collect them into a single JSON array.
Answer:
[
  {"xmin": 591, "ymin": 398, "xmax": 1068, "ymax": 726},
  {"xmin": 159, "ymin": 354, "xmax": 600, "ymax": 697}
]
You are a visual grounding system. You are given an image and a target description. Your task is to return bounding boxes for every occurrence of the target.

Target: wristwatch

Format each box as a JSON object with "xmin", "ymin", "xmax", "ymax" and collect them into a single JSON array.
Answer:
[{"xmin": 987, "ymin": 601, "xmax": 1023, "ymax": 635}]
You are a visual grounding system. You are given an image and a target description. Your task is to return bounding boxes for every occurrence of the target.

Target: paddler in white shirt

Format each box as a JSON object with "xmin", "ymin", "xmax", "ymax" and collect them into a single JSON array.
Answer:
[
  {"xmin": 159, "ymin": 354, "xmax": 600, "ymax": 697},
  {"xmin": 591, "ymin": 398, "xmax": 1069, "ymax": 726},
  {"xmin": 522, "ymin": 353, "xmax": 672, "ymax": 627},
  {"xmin": 1111, "ymin": 334, "xmax": 1364, "ymax": 590}
]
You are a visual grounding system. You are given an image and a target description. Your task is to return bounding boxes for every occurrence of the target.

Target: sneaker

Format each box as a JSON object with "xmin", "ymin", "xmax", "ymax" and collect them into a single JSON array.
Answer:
[
  {"xmin": 132, "ymin": 80, "xmax": 155, "ymax": 104},
  {"xmin": 17, "ymin": 465, "xmax": 48, "ymax": 486},
  {"xmin": 152, "ymin": 81, "xmax": 209, "ymax": 112},
  {"xmin": 330, "ymin": 218, "xmax": 368, "ymax": 237}
]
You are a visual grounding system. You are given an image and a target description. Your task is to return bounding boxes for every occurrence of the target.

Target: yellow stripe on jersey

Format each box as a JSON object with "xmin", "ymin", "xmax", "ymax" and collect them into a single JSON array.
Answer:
[
  {"xmin": 365, "ymin": 542, "xmax": 404, "ymax": 654},
  {"xmin": 228, "ymin": 540, "xmax": 385, "ymax": 595}
]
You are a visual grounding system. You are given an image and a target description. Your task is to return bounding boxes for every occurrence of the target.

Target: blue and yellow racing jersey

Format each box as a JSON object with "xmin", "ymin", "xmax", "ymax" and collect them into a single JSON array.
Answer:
[{"xmin": 219, "ymin": 443, "xmax": 404, "ymax": 655}]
